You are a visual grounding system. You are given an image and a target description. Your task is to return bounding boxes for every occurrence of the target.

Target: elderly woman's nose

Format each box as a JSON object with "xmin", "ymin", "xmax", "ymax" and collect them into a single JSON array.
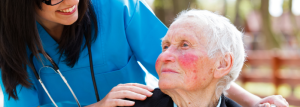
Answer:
[
  {"xmin": 161, "ymin": 47, "xmax": 176, "ymax": 63},
  {"xmin": 162, "ymin": 54, "xmax": 175, "ymax": 63}
]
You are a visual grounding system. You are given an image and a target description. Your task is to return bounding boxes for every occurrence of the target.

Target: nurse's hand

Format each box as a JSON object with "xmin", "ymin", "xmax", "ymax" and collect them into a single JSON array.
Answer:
[
  {"xmin": 254, "ymin": 95, "xmax": 289, "ymax": 107},
  {"xmin": 86, "ymin": 83, "xmax": 154, "ymax": 107}
]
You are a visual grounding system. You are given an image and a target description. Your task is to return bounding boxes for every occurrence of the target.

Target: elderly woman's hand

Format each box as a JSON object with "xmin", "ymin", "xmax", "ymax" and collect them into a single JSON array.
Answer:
[
  {"xmin": 255, "ymin": 95, "xmax": 289, "ymax": 107},
  {"xmin": 86, "ymin": 83, "xmax": 153, "ymax": 107}
]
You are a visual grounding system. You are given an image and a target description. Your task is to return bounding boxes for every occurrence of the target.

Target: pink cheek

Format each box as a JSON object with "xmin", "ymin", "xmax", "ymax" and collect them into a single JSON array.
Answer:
[
  {"xmin": 192, "ymin": 70, "xmax": 198, "ymax": 80},
  {"xmin": 155, "ymin": 56, "xmax": 162, "ymax": 67},
  {"xmin": 155, "ymin": 57, "xmax": 162, "ymax": 73},
  {"xmin": 178, "ymin": 53, "xmax": 200, "ymax": 85},
  {"xmin": 178, "ymin": 53, "xmax": 199, "ymax": 72},
  {"xmin": 193, "ymin": 75, "xmax": 198, "ymax": 80}
]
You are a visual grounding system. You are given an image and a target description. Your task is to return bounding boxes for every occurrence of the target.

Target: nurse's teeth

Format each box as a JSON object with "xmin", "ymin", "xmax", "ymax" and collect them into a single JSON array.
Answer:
[{"xmin": 59, "ymin": 5, "xmax": 75, "ymax": 13}]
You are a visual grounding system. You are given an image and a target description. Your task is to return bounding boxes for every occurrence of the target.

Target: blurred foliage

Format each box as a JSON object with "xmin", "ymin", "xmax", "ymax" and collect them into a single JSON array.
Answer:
[
  {"xmin": 152, "ymin": 0, "xmax": 300, "ymax": 50},
  {"xmin": 153, "ymin": 0, "xmax": 197, "ymax": 26}
]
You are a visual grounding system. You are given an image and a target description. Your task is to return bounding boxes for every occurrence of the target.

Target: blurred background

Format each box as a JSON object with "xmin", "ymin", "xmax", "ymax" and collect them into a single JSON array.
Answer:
[
  {"xmin": 145, "ymin": 0, "xmax": 300, "ymax": 106},
  {"xmin": 0, "ymin": 0, "xmax": 299, "ymax": 107}
]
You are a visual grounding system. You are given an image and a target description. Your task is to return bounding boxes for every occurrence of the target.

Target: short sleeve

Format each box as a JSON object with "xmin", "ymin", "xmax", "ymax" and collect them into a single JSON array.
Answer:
[{"xmin": 125, "ymin": 0, "xmax": 168, "ymax": 78}]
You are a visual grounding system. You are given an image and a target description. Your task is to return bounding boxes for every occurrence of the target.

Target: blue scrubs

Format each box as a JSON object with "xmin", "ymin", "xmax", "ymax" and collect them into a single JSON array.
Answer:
[{"xmin": 0, "ymin": 0, "xmax": 167, "ymax": 106}]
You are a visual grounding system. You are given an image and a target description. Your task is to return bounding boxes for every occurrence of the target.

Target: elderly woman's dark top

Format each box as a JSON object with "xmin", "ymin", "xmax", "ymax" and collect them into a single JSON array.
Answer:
[{"xmin": 128, "ymin": 88, "xmax": 241, "ymax": 107}]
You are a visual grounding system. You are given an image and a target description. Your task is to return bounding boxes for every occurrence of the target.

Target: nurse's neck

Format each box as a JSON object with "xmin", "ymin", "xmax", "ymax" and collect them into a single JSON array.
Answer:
[{"xmin": 36, "ymin": 18, "xmax": 64, "ymax": 42}]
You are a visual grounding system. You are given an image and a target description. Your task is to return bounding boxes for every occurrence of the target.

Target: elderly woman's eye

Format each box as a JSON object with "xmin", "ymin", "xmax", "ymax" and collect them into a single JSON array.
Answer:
[
  {"xmin": 183, "ymin": 43, "xmax": 188, "ymax": 47},
  {"xmin": 163, "ymin": 45, "xmax": 169, "ymax": 49},
  {"xmin": 182, "ymin": 41, "xmax": 190, "ymax": 47}
]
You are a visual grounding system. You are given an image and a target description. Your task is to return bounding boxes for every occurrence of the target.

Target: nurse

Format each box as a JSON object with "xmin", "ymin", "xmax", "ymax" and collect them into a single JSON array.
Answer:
[{"xmin": 0, "ymin": 0, "xmax": 288, "ymax": 107}]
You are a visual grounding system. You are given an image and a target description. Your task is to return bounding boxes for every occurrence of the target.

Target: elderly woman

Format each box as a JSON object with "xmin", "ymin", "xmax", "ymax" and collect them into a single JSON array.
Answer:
[{"xmin": 130, "ymin": 9, "xmax": 244, "ymax": 107}]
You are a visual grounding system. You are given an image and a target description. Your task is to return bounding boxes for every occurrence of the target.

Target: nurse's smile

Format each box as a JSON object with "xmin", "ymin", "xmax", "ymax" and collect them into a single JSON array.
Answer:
[
  {"xmin": 56, "ymin": 5, "xmax": 77, "ymax": 15},
  {"xmin": 35, "ymin": 0, "xmax": 79, "ymax": 26},
  {"xmin": 35, "ymin": 0, "xmax": 80, "ymax": 41}
]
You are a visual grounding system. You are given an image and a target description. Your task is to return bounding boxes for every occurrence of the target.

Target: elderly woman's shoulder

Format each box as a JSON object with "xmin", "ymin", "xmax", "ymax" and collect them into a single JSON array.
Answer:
[
  {"xmin": 127, "ymin": 88, "xmax": 242, "ymax": 107},
  {"xmin": 221, "ymin": 94, "xmax": 242, "ymax": 107},
  {"xmin": 129, "ymin": 88, "xmax": 174, "ymax": 107}
]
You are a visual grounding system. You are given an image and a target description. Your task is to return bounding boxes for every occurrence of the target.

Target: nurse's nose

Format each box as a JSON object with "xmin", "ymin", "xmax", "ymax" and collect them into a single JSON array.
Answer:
[{"xmin": 161, "ymin": 46, "xmax": 176, "ymax": 63}]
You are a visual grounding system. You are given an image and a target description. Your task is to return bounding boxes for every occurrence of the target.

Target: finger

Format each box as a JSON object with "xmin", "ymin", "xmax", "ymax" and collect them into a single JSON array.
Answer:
[
  {"xmin": 112, "ymin": 85, "xmax": 153, "ymax": 97},
  {"xmin": 280, "ymin": 97, "xmax": 289, "ymax": 106},
  {"xmin": 278, "ymin": 95, "xmax": 289, "ymax": 106},
  {"xmin": 284, "ymin": 99, "xmax": 289, "ymax": 106},
  {"xmin": 265, "ymin": 103, "xmax": 271, "ymax": 107},
  {"xmin": 107, "ymin": 99, "xmax": 135, "ymax": 107},
  {"xmin": 110, "ymin": 90, "xmax": 147, "ymax": 100},
  {"xmin": 267, "ymin": 95, "xmax": 288, "ymax": 107},
  {"xmin": 270, "ymin": 104, "xmax": 277, "ymax": 107},
  {"xmin": 273, "ymin": 96, "xmax": 287, "ymax": 106},
  {"xmin": 258, "ymin": 104, "xmax": 265, "ymax": 107},
  {"xmin": 259, "ymin": 103, "xmax": 271, "ymax": 107},
  {"xmin": 120, "ymin": 83, "xmax": 154, "ymax": 91}
]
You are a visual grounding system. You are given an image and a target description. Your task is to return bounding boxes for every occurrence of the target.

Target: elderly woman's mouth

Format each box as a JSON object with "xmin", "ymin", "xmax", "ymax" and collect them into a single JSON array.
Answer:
[{"xmin": 161, "ymin": 69, "xmax": 178, "ymax": 73}]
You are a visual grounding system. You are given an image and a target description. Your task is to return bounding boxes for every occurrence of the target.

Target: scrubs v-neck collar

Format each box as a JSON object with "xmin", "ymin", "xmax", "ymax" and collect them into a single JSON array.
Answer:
[{"xmin": 36, "ymin": 22, "xmax": 61, "ymax": 65}]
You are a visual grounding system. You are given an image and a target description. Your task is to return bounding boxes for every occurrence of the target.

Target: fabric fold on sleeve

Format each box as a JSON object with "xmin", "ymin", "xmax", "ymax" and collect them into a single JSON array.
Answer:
[{"xmin": 125, "ymin": 0, "xmax": 168, "ymax": 78}]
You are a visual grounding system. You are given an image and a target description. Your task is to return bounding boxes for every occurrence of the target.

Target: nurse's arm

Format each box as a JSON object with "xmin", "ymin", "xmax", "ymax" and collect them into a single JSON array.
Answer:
[
  {"xmin": 125, "ymin": 0, "xmax": 168, "ymax": 79},
  {"xmin": 227, "ymin": 82, "xmax": 289, "ymax": 107}
]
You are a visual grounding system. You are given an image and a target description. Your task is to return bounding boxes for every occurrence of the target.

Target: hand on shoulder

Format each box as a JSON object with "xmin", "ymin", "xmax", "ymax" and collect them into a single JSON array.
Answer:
[{"xmin": 86, "ymin": 83, "xmax": 154, "ymax": 107}]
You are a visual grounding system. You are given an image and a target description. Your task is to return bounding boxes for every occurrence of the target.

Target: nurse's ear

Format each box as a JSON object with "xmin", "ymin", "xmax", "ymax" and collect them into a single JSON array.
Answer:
[{"xmin": 213, "ymin": 52, "xmax": 234, "ymax": 78}]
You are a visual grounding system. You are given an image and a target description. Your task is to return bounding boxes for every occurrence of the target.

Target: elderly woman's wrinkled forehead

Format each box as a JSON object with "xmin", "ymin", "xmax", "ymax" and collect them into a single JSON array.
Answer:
[
  {"xmin": 172, "ymin": 17, "xmax": 205, "ymax": 30},
  {"xmin": 162, "ymin": 17, "xmax": 209, "ymax": 44}
]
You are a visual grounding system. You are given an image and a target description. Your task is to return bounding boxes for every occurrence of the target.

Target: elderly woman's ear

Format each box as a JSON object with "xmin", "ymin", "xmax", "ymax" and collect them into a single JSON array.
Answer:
[{"xmin": 214, "ymin": 52, "xmax": 234, "ymax": 78}]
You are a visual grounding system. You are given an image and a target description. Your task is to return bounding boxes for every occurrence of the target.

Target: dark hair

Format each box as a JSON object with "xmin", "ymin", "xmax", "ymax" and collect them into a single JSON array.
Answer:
[{"xmin": 0, "ymin": 0, "xmax": 98, "ymax": 100}]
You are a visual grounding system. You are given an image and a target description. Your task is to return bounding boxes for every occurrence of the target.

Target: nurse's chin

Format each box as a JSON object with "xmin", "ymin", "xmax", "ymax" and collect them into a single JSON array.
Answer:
[
  {"xmin": 58, "ymin": 17, "xmax": 79, "ymax": 25},
  {"xmin": 60, "ymin": 21, "xmax": 77, "ymax": 25}
]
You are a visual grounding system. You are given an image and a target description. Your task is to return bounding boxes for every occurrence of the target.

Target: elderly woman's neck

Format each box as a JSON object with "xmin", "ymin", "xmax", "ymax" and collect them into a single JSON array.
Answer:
[{"xmin": 163, "ymin": 84, "xmax": 220, "ymax": 107}]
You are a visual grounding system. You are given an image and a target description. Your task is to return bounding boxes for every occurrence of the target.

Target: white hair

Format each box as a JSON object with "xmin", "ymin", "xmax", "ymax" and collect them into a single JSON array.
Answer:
[{"xmin": 173, "ymin": 9, "xmax": 246, "ymax": 97}]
